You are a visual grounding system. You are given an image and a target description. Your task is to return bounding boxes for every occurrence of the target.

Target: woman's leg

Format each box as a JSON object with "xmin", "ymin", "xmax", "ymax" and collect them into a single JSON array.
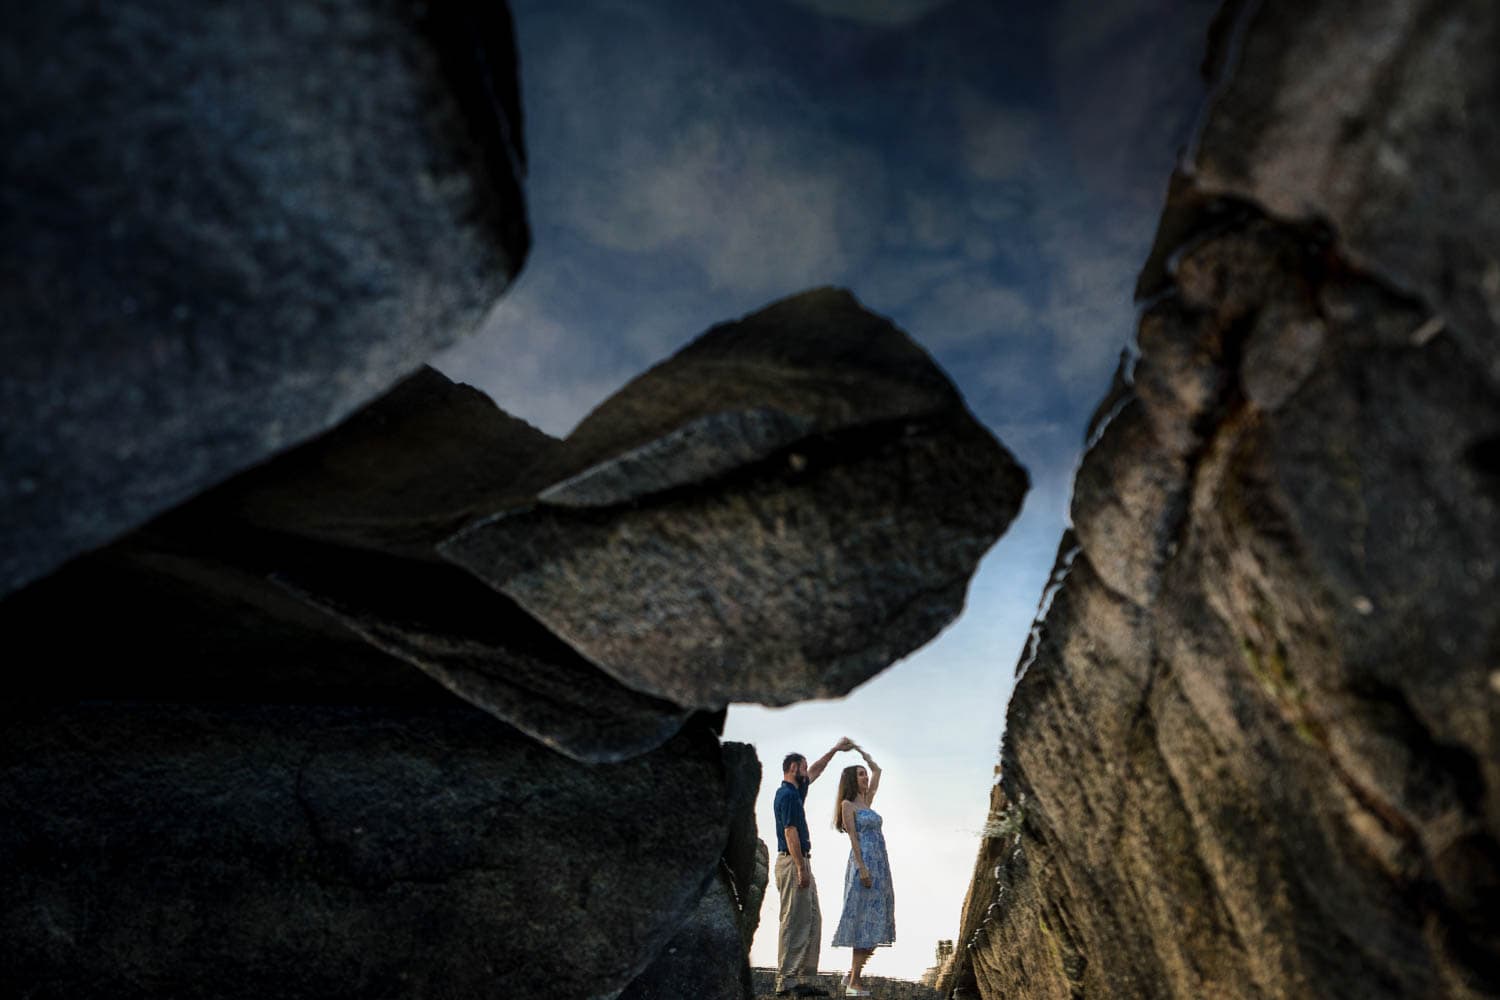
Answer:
[{"xmin": 851, "ymin": 947, "xmax": 872, "ymax": 986}]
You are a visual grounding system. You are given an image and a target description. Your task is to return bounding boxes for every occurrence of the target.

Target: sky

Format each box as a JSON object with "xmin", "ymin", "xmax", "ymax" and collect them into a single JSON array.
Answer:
[{"xmin": 434, "ymin": 0, "xmax": 1220, "ymax": 980}]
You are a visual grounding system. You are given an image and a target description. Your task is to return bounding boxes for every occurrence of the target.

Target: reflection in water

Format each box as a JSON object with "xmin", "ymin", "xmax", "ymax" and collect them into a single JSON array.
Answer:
[{"xmin": 436, "ymin": 0, "xmax": 1221, "ymax": 979}]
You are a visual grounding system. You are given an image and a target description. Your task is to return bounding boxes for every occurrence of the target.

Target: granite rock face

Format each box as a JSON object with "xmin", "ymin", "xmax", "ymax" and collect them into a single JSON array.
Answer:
[
  {"xmin": 444, "ymin": 287, "xmax": 1029, "ymax": 708},
  {"xmin": 0, "ymin": 0, "xmax": 529, "ymax": 597},
  {"xmin": 949, "ymin": 1, "xmax": 1500, "ymax": 997},
  {"xmin": 0, "ymin": 702, "xmax": 728, "ymax": 1000}
]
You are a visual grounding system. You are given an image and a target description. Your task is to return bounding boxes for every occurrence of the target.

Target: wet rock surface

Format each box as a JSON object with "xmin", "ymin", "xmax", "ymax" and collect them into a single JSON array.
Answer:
[
  {"xmin": 950, "ymin": 1, "xmax": 1500, "ymax": 997},
  {"xmin": 0, "ymin": 0, "xmax": 530, "ymax": 597}
]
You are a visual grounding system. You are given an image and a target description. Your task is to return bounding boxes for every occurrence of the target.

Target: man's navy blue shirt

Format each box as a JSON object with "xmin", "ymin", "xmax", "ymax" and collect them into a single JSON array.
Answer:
[{"xmin": 773, "ymin": 779, "xmax": 811, "ymax": 855}]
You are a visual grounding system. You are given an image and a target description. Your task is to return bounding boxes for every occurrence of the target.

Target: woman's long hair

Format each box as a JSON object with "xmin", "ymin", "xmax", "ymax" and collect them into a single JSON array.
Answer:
[{"xmin": 832, "ymin": 764, "xmax": 862, "ymax": 833}]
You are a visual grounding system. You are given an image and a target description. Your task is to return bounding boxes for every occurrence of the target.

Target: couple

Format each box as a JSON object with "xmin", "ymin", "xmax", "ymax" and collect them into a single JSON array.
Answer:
[{"xmin": 773, "ymin": 737, "xmax": 895, "ymax": 998}]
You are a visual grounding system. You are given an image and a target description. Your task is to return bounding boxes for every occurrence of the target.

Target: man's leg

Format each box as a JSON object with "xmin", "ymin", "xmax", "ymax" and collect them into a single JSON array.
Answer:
[
  {"xmin": 779, "ymin": 864, "xmax": 822, "ymax": 991},
  {"xmin": 802, "ymin": 868, "xmax": 822, "ymax": 981},
  {"xmin": 774, "ymin": 853, "xmax": 806, "ymax": 993}
]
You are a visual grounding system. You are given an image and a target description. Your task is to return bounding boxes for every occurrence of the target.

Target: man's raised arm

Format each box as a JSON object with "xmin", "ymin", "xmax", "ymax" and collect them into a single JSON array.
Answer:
[{"xmin": 807, "ymin": 737, "xmax": 854, "ymax": 783}]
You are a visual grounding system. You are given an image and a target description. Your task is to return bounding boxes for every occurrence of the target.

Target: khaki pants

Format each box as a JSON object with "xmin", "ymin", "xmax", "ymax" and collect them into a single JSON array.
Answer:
[{"xmin": 775, "ymin": 852, "xmax": 821, "ymax": 991}]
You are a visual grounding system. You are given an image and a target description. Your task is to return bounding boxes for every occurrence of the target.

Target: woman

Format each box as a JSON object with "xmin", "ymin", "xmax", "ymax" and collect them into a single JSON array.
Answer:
[{"xmin": 830, "ymin": 744, "xmax": 894, "ymax": 997}]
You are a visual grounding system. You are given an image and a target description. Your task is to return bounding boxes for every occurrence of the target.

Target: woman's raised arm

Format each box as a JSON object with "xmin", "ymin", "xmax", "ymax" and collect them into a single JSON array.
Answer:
[{"xmin": 857, "ymin": 745, "xmax": 882, "ymax": 803}]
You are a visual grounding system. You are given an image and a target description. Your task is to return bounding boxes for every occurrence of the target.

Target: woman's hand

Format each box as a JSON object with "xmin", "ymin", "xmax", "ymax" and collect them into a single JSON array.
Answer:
[{"xmin": 859, "ymin": 865, "xmax": 873, "ymax": 889}]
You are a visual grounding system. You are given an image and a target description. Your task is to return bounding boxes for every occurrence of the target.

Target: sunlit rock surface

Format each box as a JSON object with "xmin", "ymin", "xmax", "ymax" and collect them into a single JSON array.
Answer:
[
  {"xmin": 948, "ymin": 1, "xmax": 1500, "ymax": 997},
  {"xmin": 0, "ymin": 0, "xmax": 529, "ymax": 597}
]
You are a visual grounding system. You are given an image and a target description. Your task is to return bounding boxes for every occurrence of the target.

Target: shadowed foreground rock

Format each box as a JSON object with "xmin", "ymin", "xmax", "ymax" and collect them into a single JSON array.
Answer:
[
  {"xmin": 0, "ymin": 368, "xmax": 695, "ymax": 765},
  {"xmin": 0, "ymin": 704, "xmax": 728, "ymax": 1000},
  {"xmin": 622, "ymin": 743, "xmax": 764, "ymax": 1000},
  {"xmin": 947, "ymin": 1, "xmax": 1500, "ymax": 998},
  {"xmin": 0, "ymin": 0, "xmax": 529, "ymax": 597}
]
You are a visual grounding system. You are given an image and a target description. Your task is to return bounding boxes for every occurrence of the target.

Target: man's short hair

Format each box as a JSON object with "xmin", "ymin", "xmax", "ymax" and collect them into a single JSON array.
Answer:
[{"xmin": 782, "ymin": 752, "xmax": 807, "ymax": 774}]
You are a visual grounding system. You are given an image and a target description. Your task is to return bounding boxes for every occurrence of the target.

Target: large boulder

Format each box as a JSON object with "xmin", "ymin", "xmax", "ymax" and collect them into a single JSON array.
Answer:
[
  {"xmin": 443, "ymin": 287, "xmax": 1029, "ymax": 708},
  {"xmin": 0, "ymin": 0, "xmax": 529, "ymax": 597},
  {"xmin": 950, "ymin": 1, "xmax": 1500, "ymax": 997},
  {"xmin": 0, "ymin": 702, "xmax": 729, "ymax": 1000}
]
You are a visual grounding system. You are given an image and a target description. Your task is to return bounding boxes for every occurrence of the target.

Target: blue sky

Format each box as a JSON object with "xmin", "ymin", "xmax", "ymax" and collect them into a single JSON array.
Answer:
[{"xmin": 435, "ymin": 0, "xmax": 1219, "ymax": 978}]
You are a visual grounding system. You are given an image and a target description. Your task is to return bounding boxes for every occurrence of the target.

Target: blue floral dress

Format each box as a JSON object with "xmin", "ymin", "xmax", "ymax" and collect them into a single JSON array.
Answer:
[{"xmin": 831, "ymin": 806, "xmax": 896, "ymax": 949}]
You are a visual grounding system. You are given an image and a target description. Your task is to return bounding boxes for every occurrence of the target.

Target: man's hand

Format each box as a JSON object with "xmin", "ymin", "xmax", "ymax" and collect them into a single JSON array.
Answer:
[
  {"xmin": 798, "ymin": 865, "xmax": 811, "ymax": 889},
  {"xmin": 835, "ymin": 736, "xmax": 855, "ymax": 752}
]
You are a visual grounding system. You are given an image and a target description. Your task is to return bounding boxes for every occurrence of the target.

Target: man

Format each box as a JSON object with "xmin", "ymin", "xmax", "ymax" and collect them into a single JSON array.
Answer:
[{"xmin": 773, "ymin": 737, "xmax": 854, "ymax": 997}]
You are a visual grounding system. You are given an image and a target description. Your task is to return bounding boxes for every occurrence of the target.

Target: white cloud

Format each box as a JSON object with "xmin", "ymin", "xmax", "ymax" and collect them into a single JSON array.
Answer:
[
  {"xmin": 1034, "ymin": 204, "xmax": 1142, "ymax": 401},
  {"xmin": 522, "ymin": 6, "xmax": 887, "ymax": 297},
  {"xmin": 902, "ymin": 192, "xmax": 964, "ymax": 251},
  {"xmin": 906, "ymin": 271, "xmax": 1035, "ymax": 350},
  {"xmin": 958, "ymin": 89, "xmax": 1041, "ymax": 183},
  {"xmin": 581, "ymin": 119, "xmax": 876, "ymax": 297}
]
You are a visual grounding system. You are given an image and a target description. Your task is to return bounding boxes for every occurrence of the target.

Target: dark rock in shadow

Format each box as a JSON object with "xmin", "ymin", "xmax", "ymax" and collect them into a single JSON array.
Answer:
[
  {"xmin": 0, "ymin": 703, "xmax": 727, "ymax": 1000},
  {"xmin": 621, "ymin": 742, "xmax": 766, "ymax": 1000},
  {"xmin": 622, "ymin": 871, "xmax": 752, "ymax": 1000},
  {"xmin": 0, "ymin": 0, "xmax": 530, "ymax": 597},
  {"xmin": 0, "ymin": 367, "xmax": 694, "ymax": 764},
  {"xmin": 721, "ymin": 742, "xmax": 770, "ymax": 953}
]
